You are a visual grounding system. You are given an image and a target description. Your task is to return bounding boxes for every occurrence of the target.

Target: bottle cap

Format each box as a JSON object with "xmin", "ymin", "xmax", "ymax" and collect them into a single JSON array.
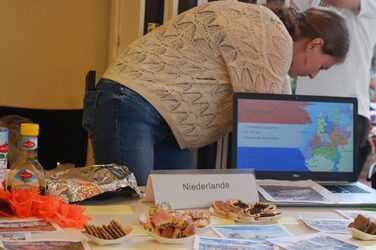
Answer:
[
  {"xmin": 0, "ymin": 127, "xmax": 8, "ymax": 133},
  {"xmin": 20, "ymin": 123, "xmax": 39, "ymax": 136}
]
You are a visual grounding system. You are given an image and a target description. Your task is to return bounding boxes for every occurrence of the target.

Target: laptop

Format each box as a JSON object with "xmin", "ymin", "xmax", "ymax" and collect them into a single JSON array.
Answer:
[{"xmin": 232, "ymin": 92, "xmax": 376, "ymax": 206}]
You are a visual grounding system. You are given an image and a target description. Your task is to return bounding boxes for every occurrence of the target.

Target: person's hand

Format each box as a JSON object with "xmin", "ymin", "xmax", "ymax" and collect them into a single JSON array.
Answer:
[{"xmin": 324, "ymin": 0, "xmax": 360, "ymax": 11}]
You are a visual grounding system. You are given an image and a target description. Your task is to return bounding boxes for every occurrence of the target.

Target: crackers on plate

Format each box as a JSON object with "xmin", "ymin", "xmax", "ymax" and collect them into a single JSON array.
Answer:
[{"xmin": 83, "ymin": 219, "xmax": 132, "ymax": 245}]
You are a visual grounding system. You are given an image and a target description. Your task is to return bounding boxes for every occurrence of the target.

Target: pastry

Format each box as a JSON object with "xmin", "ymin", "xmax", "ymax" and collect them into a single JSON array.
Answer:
[
  {"xmin": 349, "ymin": 214, "xmax": 376, "ymax": 235},
  {"xmin": 210, "ymin": 199, "xmax": 280, "ymax": 221}
]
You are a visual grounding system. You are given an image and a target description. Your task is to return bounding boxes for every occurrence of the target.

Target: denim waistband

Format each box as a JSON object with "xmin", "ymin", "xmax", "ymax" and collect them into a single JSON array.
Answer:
[
  {"xmin": 96, "ymin": 78, "xmax": 131, "ymax": 94},
  {"xmin": 96, "ymin": 78, "xmax": 149, "ymax": 105}
]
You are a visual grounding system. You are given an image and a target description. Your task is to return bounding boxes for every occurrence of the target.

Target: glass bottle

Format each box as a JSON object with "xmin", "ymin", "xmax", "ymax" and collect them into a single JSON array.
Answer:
[
  {"xmin": 7, "ymin": 123, "xmax": 46, "ymax": 195},
  {"xmin": 0, "ymin": 127, "xmax": 8, "ymax": 190}
]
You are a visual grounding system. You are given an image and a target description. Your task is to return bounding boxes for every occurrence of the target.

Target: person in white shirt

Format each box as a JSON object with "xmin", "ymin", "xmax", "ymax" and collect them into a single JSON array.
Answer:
[{"xmin": 292, "ymin": 0, "xmax": 376, "ymax": 175}]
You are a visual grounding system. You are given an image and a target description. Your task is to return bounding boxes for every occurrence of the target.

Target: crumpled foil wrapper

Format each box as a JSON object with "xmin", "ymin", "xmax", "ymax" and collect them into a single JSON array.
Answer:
[{"xmin": 46, "ymin": 164, "xmax": 143, "ymax": 203}]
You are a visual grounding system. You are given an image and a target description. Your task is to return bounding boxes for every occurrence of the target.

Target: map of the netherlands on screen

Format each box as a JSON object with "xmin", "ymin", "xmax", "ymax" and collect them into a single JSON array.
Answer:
[{"xmin": 236, "ymin": 99, "xmax": 354, "ymax": 173}]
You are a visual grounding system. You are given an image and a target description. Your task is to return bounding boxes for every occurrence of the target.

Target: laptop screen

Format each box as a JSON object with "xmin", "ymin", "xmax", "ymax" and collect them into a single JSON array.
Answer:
[{"xmin": 232, "ymin": 93, "xmax": 358, "ymax": 182}]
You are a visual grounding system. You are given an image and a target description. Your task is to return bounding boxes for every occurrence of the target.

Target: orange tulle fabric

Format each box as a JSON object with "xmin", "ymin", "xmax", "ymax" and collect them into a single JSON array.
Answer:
[{"xmin": 0, "ymin": 189, "xmax": 91, "ymax": 228}]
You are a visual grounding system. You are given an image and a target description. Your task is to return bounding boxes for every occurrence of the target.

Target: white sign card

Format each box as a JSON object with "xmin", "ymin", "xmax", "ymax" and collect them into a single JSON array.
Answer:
[{"xmin": 143, "ymin": 169, "xmax": 259, "ymax": 209}]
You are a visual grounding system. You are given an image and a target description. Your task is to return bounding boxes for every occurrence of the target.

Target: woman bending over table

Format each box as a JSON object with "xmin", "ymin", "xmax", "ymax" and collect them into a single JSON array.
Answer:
[{"xmin": 83, "ymin": 1, "xmax": 349, "ymax": 185}]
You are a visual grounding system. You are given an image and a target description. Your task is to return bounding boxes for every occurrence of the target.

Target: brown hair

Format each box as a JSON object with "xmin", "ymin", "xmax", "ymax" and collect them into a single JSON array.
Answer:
[{"xmin": 267, "ymin": 3, "xmax": 349, "ymax": 63}]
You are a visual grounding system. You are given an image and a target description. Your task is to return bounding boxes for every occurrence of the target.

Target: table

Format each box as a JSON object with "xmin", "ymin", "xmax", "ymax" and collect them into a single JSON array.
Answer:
[{"xmin": 28, "ymin": 194, "xmax": 376, "ymax": 250}]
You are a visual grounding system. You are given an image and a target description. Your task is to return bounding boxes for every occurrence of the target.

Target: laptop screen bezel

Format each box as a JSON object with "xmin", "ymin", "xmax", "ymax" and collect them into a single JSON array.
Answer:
[{"xmin": 232, "ymin": 93, "xmax": 359, "ymax": 182}]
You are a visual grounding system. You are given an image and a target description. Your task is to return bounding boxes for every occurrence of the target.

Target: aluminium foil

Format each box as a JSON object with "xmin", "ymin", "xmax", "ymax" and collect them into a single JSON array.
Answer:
[{"xmin": 46, "ymin": 164, "xmax": 143, "ymax": 203}]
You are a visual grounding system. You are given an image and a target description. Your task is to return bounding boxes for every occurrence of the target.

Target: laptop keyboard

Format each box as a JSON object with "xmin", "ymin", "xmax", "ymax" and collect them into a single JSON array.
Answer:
[{"xmin": 322, "ymin": 184, "xmax": 369, "ymax": 194}]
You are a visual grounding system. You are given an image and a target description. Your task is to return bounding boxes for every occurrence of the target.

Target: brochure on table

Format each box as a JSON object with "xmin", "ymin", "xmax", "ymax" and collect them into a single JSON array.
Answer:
[
  {"xmin": 143, "ymin": 168, "xmax": 259, "ymax": 209},
  {"xmin": 257, "ymin": 179, "xmax": 341, "ymax": 204}
]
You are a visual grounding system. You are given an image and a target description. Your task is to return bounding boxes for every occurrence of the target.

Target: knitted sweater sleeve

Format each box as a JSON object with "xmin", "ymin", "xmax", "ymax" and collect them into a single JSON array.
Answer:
[{"xmin": 219, "ymin": 5, "xmax": 293, "ymax": 94}]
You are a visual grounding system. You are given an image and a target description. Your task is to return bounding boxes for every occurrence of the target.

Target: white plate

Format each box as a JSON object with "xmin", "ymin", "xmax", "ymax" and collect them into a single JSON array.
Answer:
[
  {"xmin": 349, "ymin": 227, "xmax": 376, "ymax": 241},
  {"xmin": 253, "ymin": 213, "xmax": 282, "ymax": 223},
  {"xmin": 209, "ymin": 207, "xmax": 281, "ymax": 223},
  {"xmin": 83, "ymin": 226, "xmax": 133, "ymax": 246},
  {"xmin": 139, "ymin": 212, "xmax": 148, "ymax": 225},
  {"xmin": 147, "ymin": 231, "xmax": 195, "ymax": 244},
  {"xmin": 209, "ymin": 207, "xmax": 253, "ymax": 222},
  {"xmin": 140, "ymin": 211, "xmax": 211, "ymax": 228}
]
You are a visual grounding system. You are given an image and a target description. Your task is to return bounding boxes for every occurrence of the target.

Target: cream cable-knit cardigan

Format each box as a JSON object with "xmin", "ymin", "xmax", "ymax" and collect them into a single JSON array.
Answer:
[{"xmin": 104, "ymin": 1, "xmax": 293, "ymax": 149}]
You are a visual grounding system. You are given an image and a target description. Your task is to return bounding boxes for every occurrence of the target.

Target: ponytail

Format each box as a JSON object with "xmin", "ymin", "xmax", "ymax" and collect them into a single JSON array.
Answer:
[{"xmin": 268, "ymin": 3, "xmax": 349, "ymax": 63}]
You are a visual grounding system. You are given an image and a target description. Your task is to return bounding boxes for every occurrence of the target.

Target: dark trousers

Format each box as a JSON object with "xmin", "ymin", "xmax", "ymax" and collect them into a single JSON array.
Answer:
[{"xmin": 358, "ymin": 115, "xmax": 371, "ymax": 176}]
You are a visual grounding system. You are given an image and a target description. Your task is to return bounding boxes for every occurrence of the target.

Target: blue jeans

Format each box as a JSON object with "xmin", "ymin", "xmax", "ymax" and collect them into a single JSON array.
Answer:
[{"xmin": 83, "ymin": 79, "xmax": 193, "ymax": 185}]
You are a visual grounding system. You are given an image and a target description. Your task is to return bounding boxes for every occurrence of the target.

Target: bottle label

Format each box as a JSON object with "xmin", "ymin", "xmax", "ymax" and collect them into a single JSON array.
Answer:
[
  {"xmin": 20, "ymin": 137, "xmax": 37, "ymax": 150},
  {"xmin": 0, "ymin": 144, "xmax": 7, "ymax": 155},
  {"xmin": 12, "ymin": 169, "xmax": 39, "ymax": 189},
  {"xmin": 0, "ymin": 128, "xmax": 8, "ymax": 189}
]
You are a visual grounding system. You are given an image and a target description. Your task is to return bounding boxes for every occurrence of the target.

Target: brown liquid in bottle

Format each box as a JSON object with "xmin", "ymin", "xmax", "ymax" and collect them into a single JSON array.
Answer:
[{"xmin": 7, "ymin": 123, "xmax": 46, "ymax": 194}]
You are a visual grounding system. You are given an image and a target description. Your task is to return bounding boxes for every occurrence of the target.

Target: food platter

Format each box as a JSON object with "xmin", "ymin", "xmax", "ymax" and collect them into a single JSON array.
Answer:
[
  {"xmin": 139, "ymin": 210, "xmax": 211, "ymax": 228},
  {"xmin": 209, "ymin": 199, "xmax": 281, "ymax": 223},
  {"xmin": 141, "ymin": 205, "xmax": 197, "ymax": 242},
  {"xmin": 209, "ymin": 207, "xmax": 280, "ymax": 222},
  {"xmin": 83, "ymin": 226, "xmax": 133, "ymax": 246},
  {"xmin": 209, "ymin": 207, "xmax": 240, "ymax": 220},
  {"xmin": 83, "ymin": 232, "xmax": 131, "ymax": 245},
  {"xmin": 147, "ymin": 231, "xmax": 196, "ymax": 244},
  {"xmin": 349, "ymin": 227, "xmax": 376, "ymax": 241}
]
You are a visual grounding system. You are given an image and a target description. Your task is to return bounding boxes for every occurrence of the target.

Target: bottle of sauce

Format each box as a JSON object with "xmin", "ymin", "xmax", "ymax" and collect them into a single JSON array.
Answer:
[
  {"xmin": 0, "ymin": 127, "xmax": 8, "ymax": 190},
  {"xmin": 7, "ymin": 123, "xmax": 46, "ymax": 195}
]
